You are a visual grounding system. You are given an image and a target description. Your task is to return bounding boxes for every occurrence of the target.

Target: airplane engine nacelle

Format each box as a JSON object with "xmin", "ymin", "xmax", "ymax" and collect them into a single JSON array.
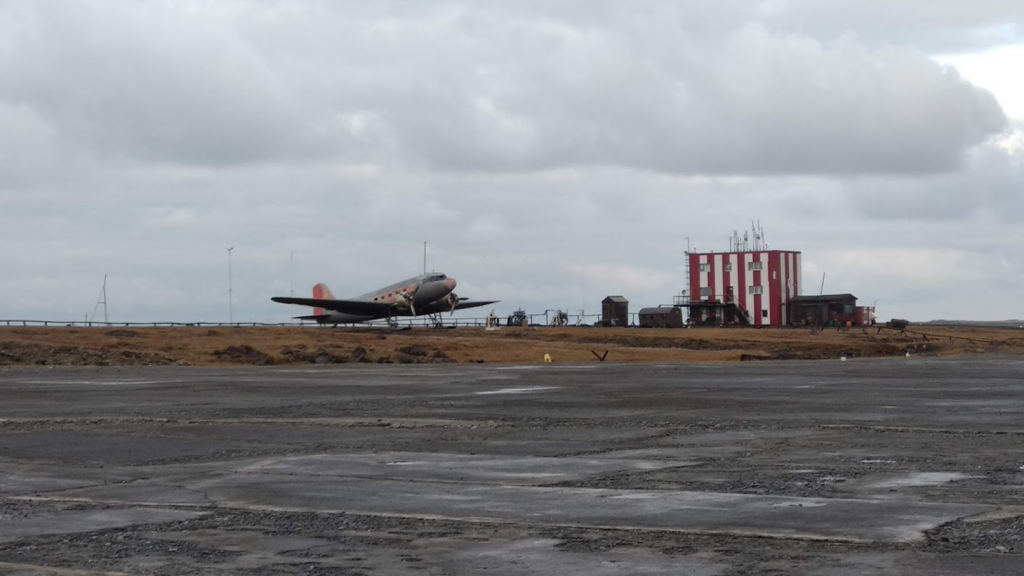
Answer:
[{"xmin": 415, "ymin": 279, "xmax": 455, "ymax": 306}]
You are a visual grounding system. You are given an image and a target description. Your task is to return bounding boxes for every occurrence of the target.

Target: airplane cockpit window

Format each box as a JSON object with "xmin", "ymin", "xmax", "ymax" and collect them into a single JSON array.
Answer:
[{"xmin": 427, "ymin": 274, "xmax": 446, "ymax": 282}]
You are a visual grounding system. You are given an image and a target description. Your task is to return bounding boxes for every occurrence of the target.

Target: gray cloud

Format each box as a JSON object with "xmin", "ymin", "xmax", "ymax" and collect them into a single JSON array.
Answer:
[
  {"xmin": 844, "ymin": 144, "xmax": 1024, "ymax": 221},
  {"xmin": 0, "ymin": 1, "xmax": 1022, "ymax": 323},
  {"xmin": 0, "ymin": 2, "xmax": 328, "ymax": 167},
  {"xmin": 0, "ymin": 1, "xmax": 1009, "ymax": 175},
  {"xmin": 3, "ymin": 161, "xmax": 1021, "ymax": 322}
]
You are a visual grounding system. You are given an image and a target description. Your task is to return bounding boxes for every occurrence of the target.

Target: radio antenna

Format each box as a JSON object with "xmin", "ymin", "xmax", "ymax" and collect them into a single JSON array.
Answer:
[{"xmin": 90, "ymin": 274, "xmax": 108, "ymax": 323}]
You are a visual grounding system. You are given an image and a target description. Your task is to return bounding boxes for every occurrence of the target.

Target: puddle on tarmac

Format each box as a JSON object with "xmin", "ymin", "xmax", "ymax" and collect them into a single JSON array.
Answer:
[{"xmin": 870, "ymin": 472, "xmax": 975, "ymax": 489}]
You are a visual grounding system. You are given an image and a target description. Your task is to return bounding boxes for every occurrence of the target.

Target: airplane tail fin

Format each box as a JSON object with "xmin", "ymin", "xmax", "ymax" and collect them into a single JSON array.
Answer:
[{"xmin": 312, "ymin": 283, "xmax": 335, "ymax": 316}]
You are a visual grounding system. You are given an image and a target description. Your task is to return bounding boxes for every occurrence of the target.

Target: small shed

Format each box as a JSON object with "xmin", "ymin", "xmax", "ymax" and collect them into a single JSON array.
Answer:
[
  {"xmin": 601, "ymin": 296, "xmax": 629, "ymax": 327},
  {"xmin": 788, "ymin": 294, "xmax": 858, "ymax": 326},
  {"xmin": 639, "ymin": 307, "xmax": 684, "ymax": 328}
]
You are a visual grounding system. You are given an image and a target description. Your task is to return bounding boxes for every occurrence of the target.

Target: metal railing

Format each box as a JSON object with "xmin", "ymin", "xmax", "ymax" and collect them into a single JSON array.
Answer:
[
  {"xmin": 0, "ymin": 319, "xmax": 309, "ymax": 328},
  {"xmin": 0, "ymin": 312, "xmax": 606, "ymax": 329},
  {"xmin": 0, "ymin": 318, "xmax": 490, "ymax": 328}
]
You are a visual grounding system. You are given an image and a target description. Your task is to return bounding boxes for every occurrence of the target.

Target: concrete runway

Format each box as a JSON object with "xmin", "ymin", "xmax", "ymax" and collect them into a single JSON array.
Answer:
[{"xmin": 2, "ymin": 358, "xmax": 1024, "ymax": 574}]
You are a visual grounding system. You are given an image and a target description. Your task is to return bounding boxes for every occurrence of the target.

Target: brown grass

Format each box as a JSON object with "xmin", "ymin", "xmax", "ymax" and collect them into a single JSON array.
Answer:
[{"xmin": 2, "ymin": 324, "xmax": 1023, "ymax": 367}]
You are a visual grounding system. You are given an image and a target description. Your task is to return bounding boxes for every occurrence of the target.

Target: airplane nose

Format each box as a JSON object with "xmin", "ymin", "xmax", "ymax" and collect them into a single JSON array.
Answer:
[{"xmin": 446, "ymin": 278, "xmax": 457, "ymax": 291}]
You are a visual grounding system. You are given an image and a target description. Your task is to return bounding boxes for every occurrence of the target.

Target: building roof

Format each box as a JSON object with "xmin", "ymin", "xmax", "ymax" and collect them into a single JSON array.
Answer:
[
  {"xmin": 687, "ymin": 249, "xmax": 801, "ymax": 256},
  {"xmin": 639, "ymin": 307, "xmax": 678, "ymax": 315},
  {"xmin": 790, "ymin": 293, "xmax": 857, "ymax": 303},
  {"xmin": 676, "ymin": 301, "xmax": 731, "ymax": 308},
  {"xmin": 602, "ymin": 295, "xmax": 629, "ymax": 303}
]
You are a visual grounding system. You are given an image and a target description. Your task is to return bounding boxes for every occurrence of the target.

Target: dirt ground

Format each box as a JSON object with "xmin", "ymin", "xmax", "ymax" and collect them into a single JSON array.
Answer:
[
  {"xmin": 1, "ymin": 324, "xmax": 1022, "ymax": 367},
  {"xmin": 4, "ymin": 359, "xmax": 1024, "ymax": 575}
]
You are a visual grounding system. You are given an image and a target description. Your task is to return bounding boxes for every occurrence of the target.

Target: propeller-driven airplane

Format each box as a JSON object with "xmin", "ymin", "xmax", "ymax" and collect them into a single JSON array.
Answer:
[{"xmin": 271, "ymin": 273, "xmax": 498, "ymax": 327}]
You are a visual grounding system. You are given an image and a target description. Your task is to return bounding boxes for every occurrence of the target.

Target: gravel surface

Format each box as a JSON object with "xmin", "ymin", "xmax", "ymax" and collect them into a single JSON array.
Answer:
[{"xmin": 2, "ymin": 358, "xmax": 1024, "ymax": 574}]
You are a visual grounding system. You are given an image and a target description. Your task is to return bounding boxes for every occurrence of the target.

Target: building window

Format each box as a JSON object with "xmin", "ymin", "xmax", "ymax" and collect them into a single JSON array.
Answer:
[
  {"xmin": 762, "ymin": 310, "xmax": 768, "ymax": 318},
  {"xmin": 724, "ymin": 263, "xmax": 733, "ymax": 272},
  {"xmin": 698, "ymin": 263, "xmax": 711, "ymax": 272},
  {"xmin": 748, "ymin": 262, "xmax": 763, "ymax": 272},
  {"xmin": 700, "ymin": 287, "xmax": 712, "ymax": 297},
  {"xmin": 749, "ymin": 286, "xmax": 763, "ymax": 295}
]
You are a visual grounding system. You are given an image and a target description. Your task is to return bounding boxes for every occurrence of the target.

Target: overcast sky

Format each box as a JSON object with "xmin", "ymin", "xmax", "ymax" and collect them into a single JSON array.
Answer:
[{"xmin": 1, "ymin": 1, "xmax": 1022, "ymax": 323}]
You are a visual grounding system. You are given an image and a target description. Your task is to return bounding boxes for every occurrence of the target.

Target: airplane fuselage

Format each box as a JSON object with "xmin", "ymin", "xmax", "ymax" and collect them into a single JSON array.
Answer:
[
  {"xmin": 318, "ymin": 273, "xmax": 457, "ymax": 324},
  {"xmin": 272, "ymin": 271, "xmax": 497, "ymax": 325}
]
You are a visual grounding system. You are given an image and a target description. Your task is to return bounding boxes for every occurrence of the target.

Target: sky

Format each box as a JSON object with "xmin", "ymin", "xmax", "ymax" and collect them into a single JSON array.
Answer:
[{"xmin": 1, "ymin": 1, "xmax": 1022, "ymax": 323}]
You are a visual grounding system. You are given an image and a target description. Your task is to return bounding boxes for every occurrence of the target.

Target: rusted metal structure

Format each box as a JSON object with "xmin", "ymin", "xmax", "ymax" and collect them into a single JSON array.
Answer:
[
  {"xmin": 787, "ymin": 294, "xmax": 863, "ymax": 326},
  {"xmin": 639, "ymin": 307, "xmax": 684, "ymax": 328},
  {"xmin": 601, "ymin": 296, "xmax": 629, "ymax": 327}
]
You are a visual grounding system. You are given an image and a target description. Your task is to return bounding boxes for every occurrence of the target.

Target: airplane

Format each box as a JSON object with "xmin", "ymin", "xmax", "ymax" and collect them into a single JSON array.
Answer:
[{"xmin": 271, "ymin": 272, "xmax": 498, "ymax": 327}]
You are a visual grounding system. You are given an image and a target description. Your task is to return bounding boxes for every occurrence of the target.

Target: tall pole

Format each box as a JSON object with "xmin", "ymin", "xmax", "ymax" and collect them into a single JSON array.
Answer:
[
  {"xmin": 581, "ymin": 263, "xmax": 585, "ymax": 318},
  {"xmin": 819, "ymin": 271, "xmax": 826, "ymax": 296},
  {"xmin": 290, "ymin": 251, "xmax": 294, "ymax": 297},
  {"xmin": 90, "ymin": 275, "xmax": 108, "ymax": 324},
  {"xmin": 423, "ymin": 242, "xmax": 427, "ymax": 274},
  {"xmin": 101, "ymin": 274, "xmax": 108, "ymax": 324},
  {"xmin": 228, "ymin": 247, "xmax": 234, "ymax": 324}
]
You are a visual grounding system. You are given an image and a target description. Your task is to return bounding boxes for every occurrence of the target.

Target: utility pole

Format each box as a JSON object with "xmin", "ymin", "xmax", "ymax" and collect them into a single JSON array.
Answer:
[
  {"xmin": 581, "ymin": 263, "xmax": 585, "ymax": 319},
  {"xmin": 228, "ymin": 247, "xmax": 234, "ymax": 324}
]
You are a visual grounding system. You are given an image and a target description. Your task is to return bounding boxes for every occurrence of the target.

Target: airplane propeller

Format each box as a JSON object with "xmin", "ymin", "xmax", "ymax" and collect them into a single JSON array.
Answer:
[
  {"xmin": 447, "ymin": 293, "xmax": 460, "ymax": 315},
  {"xmin": 394, "ymin": 287, "xmax": 418, "ymax": 316}
]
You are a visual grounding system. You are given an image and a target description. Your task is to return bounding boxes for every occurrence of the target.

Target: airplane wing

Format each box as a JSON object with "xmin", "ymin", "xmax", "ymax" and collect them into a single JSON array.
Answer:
[
  {"xmin": 293, "ymin": 314, "xmax": 331, "ymax": 321},
  {"xmin": 453, "ymin": 300, "xmax": 500, "ymax": 311},
  {"xmin": 271, "ymin": 296, "xmax": 391, "ymax": 316}
]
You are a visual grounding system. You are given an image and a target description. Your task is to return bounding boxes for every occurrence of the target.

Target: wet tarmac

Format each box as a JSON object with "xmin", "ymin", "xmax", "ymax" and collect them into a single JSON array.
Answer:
[{"xmin": 2, "ymin": 357, "xmax": 1024, "ymax": 574}]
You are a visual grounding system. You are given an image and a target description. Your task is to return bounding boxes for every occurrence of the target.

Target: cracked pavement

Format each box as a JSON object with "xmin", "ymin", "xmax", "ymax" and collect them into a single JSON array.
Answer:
[{"xmin": 2, "ymin": 358, "xmax": 1024, "ymax": 574}]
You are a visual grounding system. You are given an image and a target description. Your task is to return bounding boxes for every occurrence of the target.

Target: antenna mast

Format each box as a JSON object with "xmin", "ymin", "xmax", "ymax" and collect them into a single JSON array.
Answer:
[
  {"xmin": 581, "ymin": 263, "xmax": 585, "ymax": 319},
  {"xmin": 423, "ymin": 242, "xmax": 427, "ymax": 274},
  {"xmin": 228, "ymin": 247, "xmax": 234, "ymax": 324},
  {"xmin": 90, "ymin": 274, "xmax": 108, "ymax": 324}
]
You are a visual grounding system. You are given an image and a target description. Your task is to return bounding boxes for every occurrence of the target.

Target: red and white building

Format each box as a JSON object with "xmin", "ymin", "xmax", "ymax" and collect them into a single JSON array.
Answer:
[{"xmin": 685, "ymin": 250, "xmax": 802, "ymax": 327}]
